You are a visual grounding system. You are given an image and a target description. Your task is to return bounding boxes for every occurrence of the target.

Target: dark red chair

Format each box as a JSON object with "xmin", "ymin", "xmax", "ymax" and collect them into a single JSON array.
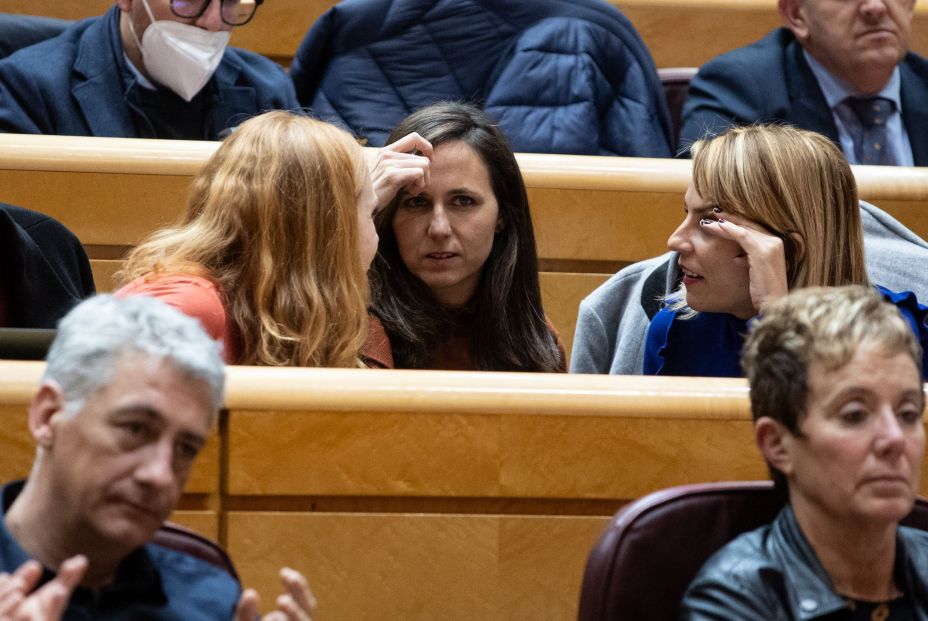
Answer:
[
  {"xmin": 152, "ymin": 522, "xmax": 239, "ymax": 582},
  {"xmin": 657, "ymin": 67, "xmax": 698, "ymax": 152},
  {"xmin": 577, "ymin": 481, "xmax": 928, "ymax": 621}
]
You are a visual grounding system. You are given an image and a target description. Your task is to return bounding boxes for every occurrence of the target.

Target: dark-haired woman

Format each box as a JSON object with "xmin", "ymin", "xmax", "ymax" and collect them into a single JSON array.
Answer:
[{"xmin": 370, "ymin": 102, "xmax": 565, "ymax": 371}]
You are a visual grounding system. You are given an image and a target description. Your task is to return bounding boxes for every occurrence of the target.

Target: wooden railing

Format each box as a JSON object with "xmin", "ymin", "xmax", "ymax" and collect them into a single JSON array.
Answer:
[
  {"xmin": 2, "ymin": 361, "xmax": 926, "ymax": 619},
  {"xmin": 0, "ymin": 361, "xmax": 762, "ymax": 620},
  {"xmin": 2, "ymin": 133, "xmax": 928, "ymax": 359}
]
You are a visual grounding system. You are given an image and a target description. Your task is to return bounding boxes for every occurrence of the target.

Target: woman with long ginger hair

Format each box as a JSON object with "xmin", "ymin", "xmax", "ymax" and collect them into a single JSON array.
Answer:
[{"xmin": 118, "ymin": 110, "xmax": 389, "ymax": 368}]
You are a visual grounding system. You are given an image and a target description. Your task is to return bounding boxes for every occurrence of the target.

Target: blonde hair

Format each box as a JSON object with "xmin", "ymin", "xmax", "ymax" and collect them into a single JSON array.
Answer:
[
  {"xmin": 689, "ymin": 124, "xmax": 869, "ymax": 290},
  {"xmin": 120, "ymin": 111, "xmax": 370, "ymax": 368},
  {"xmin": 742, "ymin": 285, "xmax": 923, "ymax": 491}
]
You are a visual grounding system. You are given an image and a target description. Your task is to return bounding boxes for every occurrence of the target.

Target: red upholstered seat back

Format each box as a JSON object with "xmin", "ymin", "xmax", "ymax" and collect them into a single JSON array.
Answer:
[
  {"xmin": 152, "ymin": 522, "xmax": 239, "ymax": 582},
  {"xmin": 577, "ymin": 481, "xmax": 928, "ymax": 621}
]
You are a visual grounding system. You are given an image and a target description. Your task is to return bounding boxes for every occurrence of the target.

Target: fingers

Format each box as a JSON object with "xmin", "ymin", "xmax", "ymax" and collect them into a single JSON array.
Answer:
[
  {"xmin": 277, "ymin": 567, "xmax": 316, "ymax": 621},
  {"xmin": 371, "ymin": 132, "xmax": 433, "ymax": 209},
  {"xmin": 274, "ymin": 594, "xmax": 312, "ymax": 621},
  {"xmin": 25, "ymin": 555, "xmax": 87, "ymax": 620},
  {"xmin": 383, "ymin": 132, "xmax": 433, "ymax": 160},
  {"xmin": 0, "ymin": 556, "xmax": 87, "ymax": 621},
  {"xmin": 233, "ymin": 588, "xmax": 261, "ymax": 621},
  {"xmin": 376, "ymin": 157, "xmax": 430, "ymax": 193},
  {"xmin": 699, "ymin": 215, "xmax": 777, "ymax": 250},
  {"xmin": 0, "ymin": 561, "xmax": 42, "ymax": 615},
  {"xmin": 0, "ymin": 574, "xmax": 27, "ymax": 616},
  {"xmin": 53, "ymin": 556, "xmax": 87, "ymax": 592},
  {"xmin": 11, "ymin": 561, "xmax": 42, "ymax": 594},
  {"xmin": 239, "ymin": 568, "xmax": 317, "ymax": 621}
]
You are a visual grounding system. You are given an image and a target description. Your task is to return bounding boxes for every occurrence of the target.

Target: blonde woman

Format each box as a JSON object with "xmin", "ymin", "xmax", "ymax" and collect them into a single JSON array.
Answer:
[
  {"xmin": 118, "ymin": 110, "xmax": 390, "ymax": 368},
  {"xmin": 683, "ymin": 286, "xmax": 928, "ymax": 618},
  {"xmin": 643, "ymin": 124, "xmax": 928, "ymax": 376}
]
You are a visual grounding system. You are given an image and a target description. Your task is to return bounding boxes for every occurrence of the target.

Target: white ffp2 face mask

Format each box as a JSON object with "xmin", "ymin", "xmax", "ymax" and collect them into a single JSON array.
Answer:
[{"xmin": 128, "ymin": 0, "xmax": 231, "ymax": 102}]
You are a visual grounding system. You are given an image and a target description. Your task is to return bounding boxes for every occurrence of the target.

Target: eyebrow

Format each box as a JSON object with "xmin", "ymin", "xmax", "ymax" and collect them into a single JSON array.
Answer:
[
  {"xmin": 110, "ymin": 407, "xmax": 208, "ymax": 446},
  {"xmin": 821, "ymin": 386, "xmax": 925, "ymax": 409}
]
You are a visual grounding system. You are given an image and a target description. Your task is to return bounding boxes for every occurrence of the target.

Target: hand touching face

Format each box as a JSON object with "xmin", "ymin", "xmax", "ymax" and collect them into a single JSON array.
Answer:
[{"xmin": 668, "ymin": 184, "xmax": 790, "ymax": 318}]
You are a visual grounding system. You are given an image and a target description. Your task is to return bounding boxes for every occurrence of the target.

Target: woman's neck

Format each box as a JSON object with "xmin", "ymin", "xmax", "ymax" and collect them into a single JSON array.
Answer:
[{"xmin": 793, "ymin": 502, "xmax": 899, "ymax": 601}]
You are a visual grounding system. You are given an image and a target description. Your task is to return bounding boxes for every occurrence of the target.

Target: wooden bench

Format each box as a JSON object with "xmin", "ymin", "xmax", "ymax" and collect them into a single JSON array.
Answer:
[
  {"xmin": 2, "ymin": 133, "xmax": 928, "ymax": 360},
  {"xmin": 0, "ymin": 360, "xmax": 757, "ymax": 619},
  {"xmin": 10, "ymin": 0, "xmax": 928, "ymax": 68},
  {"xmin": 2, "ymin": 361, "xmax": 925, "ymax": 619}
]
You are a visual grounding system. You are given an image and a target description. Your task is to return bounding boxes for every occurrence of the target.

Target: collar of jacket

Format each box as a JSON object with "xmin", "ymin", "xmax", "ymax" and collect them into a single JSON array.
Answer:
[
  {"xmin": 770, "ymin": 505, "xmax": 928, "ymax": 620},
  {"xmin": 70, "ymin": 5, "xmax": 256, "ymax": 139}
]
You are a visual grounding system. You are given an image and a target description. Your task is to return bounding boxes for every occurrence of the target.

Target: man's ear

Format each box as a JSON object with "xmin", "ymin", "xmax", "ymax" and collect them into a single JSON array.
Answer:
[
  {"xmin": 28, "ymin": 382, "xmax": 66, "ymax": 449},
  {"xmin": 778, "ymin": 0, "xmax": 810, "ymax": 40},
  {"xmin": 755, "ymin": 416, "xmax": 795, "ymax": 477}
]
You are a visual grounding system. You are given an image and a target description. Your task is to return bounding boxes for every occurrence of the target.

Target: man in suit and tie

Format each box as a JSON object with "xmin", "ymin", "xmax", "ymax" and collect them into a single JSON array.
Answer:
[{"xmin": 679, "ymin": 0, "xmax": 928, "ymax": 165}]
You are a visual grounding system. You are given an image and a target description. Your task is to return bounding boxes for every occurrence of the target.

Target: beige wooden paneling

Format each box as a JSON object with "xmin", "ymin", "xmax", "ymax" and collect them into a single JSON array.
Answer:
[
  {"xmin": 2, "ymin": 135, "xmax": 925, "ymax": 271},
  {"xmin": 227, "ymin": 512, "xmax": 610, "ymax": 621},
  {"xmin": 169, "ymin": 510, "xmax": 220, "ymax": 541},
  {"xmin": 226, "ymin": 409, "xmax": 765, "ymax": 499},
  {"xmin": 0, "ymin": 170, "xmax": 188, "ymax": 247},
  {"xmin": 0, "ymin": 405, "xmax": 37, "ymax": 482},
  {"xmin": 90, "ymin": 259, "xmax": 124, "ymax": 292},
  {"xmin": 539, "ymin": 272, "xmax": 612, "ymax": 364}
]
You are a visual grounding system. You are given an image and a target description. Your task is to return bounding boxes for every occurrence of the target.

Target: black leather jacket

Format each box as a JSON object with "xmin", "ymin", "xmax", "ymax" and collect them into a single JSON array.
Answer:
[{"xmin": 680, "ymin": 506, "xmax": 928, "ymax": 620}]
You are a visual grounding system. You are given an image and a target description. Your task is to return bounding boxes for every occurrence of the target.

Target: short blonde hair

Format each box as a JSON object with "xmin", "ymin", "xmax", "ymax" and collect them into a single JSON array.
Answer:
[
  {"xmin": 742, "ymin": 285, "xmax": 923, "ymax": 490},
  {"xmin": 121, "ymin": 111, "xmax": 370, "ymax": 368},
  {"xmin": 690, "ymin": 124, "xmax": 869, "ymax": 289}
]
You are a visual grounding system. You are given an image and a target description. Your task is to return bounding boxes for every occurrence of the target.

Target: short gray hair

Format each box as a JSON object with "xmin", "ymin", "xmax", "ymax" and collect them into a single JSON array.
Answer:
[{"xmin": 44, "ymin": 295, "xmax": 225, "ymax": 412}]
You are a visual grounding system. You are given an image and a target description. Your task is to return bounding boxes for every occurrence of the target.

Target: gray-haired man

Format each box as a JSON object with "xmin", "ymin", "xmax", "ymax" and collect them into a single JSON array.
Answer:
[{"xmin": 0, "ymin": 295, "xmax": 314, "ymax": 621}]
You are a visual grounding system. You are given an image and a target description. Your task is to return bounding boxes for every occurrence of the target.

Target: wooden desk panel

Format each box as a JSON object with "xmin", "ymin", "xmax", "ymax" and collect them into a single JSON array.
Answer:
[
  {"xmin": 169, "ymin": 511, "xmax": 219, "ymax": 541},
  {"xmin": 528, "ymin": 188, "xmax": 681, "ymax": 265},
  {"xmin": 539, "ymin": 272, "xmax": 612, "ymax": 362},
  {"xmin": 0, "ymin": 170, "xmax": 188, "ymax": 247},
  {"xmin": 226, "ymin": 512, "xmax": 609, "ymax": 621},
  {"xmin": 3, "ymin": 135, "xmax": 923, "ymax": 271},
  {"xmin": 224, "ymin": 370, "xmax": 760, "ymax": 498},
  {"xmin": 226, "ymin": 409, "xmax": 765, "ymax": 499}
]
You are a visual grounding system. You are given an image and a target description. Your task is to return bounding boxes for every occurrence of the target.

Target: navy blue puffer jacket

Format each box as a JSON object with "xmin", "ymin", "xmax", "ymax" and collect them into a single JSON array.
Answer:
[{"xmin": 291, "ymin": 0, "xmax": 672, "ymax": 156}]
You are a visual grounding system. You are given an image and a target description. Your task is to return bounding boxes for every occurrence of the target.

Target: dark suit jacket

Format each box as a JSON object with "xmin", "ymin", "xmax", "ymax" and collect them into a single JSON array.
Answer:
[
  {"xmin": 0, "ymin": 13, "xmax": 70, "ymax": 59},
  {"xmin": 679, "ymin": 28, "xmax": 928, "ymax": 165},
  {"xmin": 0, "ymin": 6, "xmax": 298, "ymax": 138},
  {"xmin": 0, "ymin": 203, "xmax": 95, "ymax": 328}
]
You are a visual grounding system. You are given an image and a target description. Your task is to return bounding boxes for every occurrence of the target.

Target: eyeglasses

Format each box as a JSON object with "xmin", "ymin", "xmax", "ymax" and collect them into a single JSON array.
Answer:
[{"xmin": 170, "ymin": 0, "xmax": 264, "ymax": 26}]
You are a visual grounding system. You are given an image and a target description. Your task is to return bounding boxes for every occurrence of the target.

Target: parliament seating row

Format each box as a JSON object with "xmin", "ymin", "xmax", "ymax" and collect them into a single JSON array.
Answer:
[
  {"xmin": 1, "ymin": 362, "xmax": 923, "ymax": 619},
  {"xmin": 0, "ymin": 360, "xmax": 768, "ymax": 619},
  {"xmin": 9, "ymin": 0, "xmax": 928, "ymax": 69},
  {"xmin": 2, "ymin": 133, "xmax": 928, "ymax": 360}
]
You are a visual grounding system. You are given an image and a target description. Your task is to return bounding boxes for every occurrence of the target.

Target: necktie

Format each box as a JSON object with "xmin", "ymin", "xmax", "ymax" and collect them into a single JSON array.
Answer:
[{"xmin": 845, "ymin": 96, "xmax": 896, "ymax": 165}]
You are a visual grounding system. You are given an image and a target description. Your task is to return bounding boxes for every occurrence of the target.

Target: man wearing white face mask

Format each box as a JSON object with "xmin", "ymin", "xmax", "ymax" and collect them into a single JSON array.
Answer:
[{"xmin": 0, "ymin": 0, "xmax": 299, "ymax": 138}]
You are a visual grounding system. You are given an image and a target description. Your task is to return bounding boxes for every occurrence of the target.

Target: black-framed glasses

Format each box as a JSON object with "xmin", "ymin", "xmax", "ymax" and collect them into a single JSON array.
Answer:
[{"xmin": 170, "ymin": 0, "xmax": 264, "ymax": 26}]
